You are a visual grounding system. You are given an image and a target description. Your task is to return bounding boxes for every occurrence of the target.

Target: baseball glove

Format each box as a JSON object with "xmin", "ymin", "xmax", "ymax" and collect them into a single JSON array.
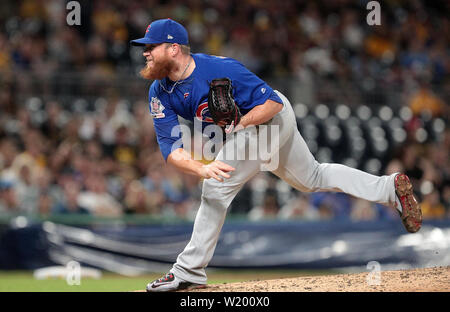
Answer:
[{"xmin": 208, "ymin": 78, "xmax": 242, "ymax": 133}]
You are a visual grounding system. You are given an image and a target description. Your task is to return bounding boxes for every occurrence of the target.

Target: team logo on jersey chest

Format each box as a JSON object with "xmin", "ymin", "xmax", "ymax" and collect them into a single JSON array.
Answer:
[
  {"xmin": 150, "ymin": 97, "xmax": 165, "ymax": 118},
  {"xmin": 195, "ymin": 102, "xmax": 214, "ymax": 123}
]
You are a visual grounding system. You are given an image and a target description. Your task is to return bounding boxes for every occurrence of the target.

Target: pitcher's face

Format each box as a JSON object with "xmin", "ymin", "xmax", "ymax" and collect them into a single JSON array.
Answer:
[{"xmin": 140, "ymin": 43, "xmax": 175, "ymax": 80}]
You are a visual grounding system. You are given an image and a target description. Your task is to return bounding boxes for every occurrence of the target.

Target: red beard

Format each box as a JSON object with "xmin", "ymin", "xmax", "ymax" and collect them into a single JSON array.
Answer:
[{"xmin": 140, "ymin": 56, "xmax": 175, "ymax": 80}]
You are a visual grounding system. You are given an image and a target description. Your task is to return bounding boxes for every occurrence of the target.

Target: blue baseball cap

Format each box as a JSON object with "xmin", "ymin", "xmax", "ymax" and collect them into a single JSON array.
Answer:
[{"xmin": 130, "ymin": 19, "xmax": 189, "ymax": 46}]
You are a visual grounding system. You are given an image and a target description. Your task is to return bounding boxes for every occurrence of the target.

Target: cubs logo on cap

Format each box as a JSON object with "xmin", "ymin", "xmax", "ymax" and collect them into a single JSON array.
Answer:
[{"xmin": 130, "ymin": 19, "xmax": 189, "ymax": 46}]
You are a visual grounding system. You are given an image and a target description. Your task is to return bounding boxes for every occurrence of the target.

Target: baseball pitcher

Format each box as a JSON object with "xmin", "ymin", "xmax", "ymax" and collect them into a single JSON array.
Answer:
[{"xmin": 130, "ymin": 19, "xmax": 422, "ymax": 292}]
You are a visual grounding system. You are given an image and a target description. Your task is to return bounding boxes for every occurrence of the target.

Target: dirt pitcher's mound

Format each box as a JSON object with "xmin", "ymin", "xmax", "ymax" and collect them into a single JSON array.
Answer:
[{"xmin": 187, "ymin": 266, "xmax": 450, "ymax": 292}]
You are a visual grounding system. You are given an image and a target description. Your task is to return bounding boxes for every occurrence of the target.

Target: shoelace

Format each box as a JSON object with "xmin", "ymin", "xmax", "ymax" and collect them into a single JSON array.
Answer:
[{"xmin": 158, "ymin": 273, "xmax": 173, "ymax": 282}]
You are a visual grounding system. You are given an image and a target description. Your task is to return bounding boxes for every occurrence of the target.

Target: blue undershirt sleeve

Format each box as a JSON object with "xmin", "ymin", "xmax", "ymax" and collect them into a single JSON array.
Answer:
[{"xmin": 149, "ymin": 84, "xmax": 183, "ymax": 161}]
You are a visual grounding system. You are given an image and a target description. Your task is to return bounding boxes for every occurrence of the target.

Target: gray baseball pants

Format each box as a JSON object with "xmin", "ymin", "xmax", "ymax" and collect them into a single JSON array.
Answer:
[{"xmin": 171, "ymin": 90, "xmax": 398, "ymax": 284}]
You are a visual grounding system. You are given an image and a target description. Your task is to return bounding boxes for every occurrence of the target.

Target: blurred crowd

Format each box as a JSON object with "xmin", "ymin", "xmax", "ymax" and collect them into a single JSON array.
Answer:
[
  {"xmin": 0, "ymin": 0, "xmax": 448, "ymax": 221},
  {"xmin": 0, "ymin": 96, "xmax": 204, "ymax": 219},
  {"xmin": 0, "ymin": 0, "xmax": 448, "ymax": 102}
]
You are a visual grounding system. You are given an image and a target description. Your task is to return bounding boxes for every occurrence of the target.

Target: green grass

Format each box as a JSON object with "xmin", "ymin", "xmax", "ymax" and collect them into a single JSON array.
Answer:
[{"xmin": 0, "ymin": 269, "xmax": 335, "ymax": 292}]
